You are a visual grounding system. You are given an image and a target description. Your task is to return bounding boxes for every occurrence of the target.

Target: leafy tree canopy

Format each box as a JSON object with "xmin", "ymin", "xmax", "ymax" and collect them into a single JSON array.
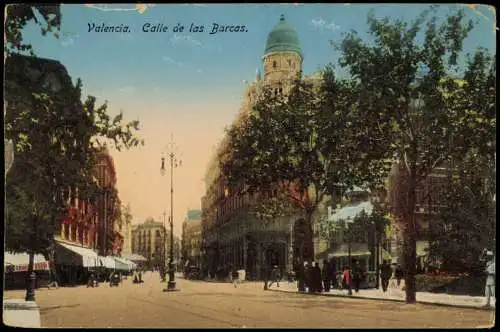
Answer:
[
  {"xmin": 5, "ymin": 55, "xmax": 144, "ymax": 254},
  {"xmin": 335, "ymin": 5, "xmax": 494, "ymax": 303},
  {"xmin": 5, "ymin": 4, "xmax": 61, "ymax": 56}
]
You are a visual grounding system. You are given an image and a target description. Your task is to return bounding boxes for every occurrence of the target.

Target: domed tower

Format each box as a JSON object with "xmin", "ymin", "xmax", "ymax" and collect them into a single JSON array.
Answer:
[{"xmin": 262, "ymin": 14, "xmax": 303, "ymax": 84}]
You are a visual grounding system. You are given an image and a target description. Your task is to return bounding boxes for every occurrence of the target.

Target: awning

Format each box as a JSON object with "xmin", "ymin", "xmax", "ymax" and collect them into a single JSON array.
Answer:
[
  {"xmin": 55, "ymin": 241, "xmax": 99, "ymax": 267},
  {"xmin": 121, "ymin": 253, "xmax": 147, "ymax": 262},
  {"xmin": 112, "ymin": 257, "xmax": 130, "ymax": 271},
  {"xmin": 4, "ymin": 252, "xmax": 49, "ymax": 272},
  {"xmin": 98, "ymin": 256, "xmax": 116, "ymax": 269},
  {"xmin": 328, "ymin": 201, "xmax": 373, "ymax": 222},
  {"xmin": 329, "ymin": 250, "xmax": 371, "ymax": 258},
  {"xmin": 119, "ymin": 257, "xmax": 136, "ymax": 270},
  {"xmin": 327, "ymin": 243, "xmax": 371, "ymax": 258}
]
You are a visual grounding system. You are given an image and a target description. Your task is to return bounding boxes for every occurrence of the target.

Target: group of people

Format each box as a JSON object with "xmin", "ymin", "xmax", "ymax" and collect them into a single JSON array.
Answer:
[
  {"xmin": 289, "ymin": 259, "xmax": 406, "ymax": 295},
  {"xmin": 292, "ymin": 259, "xmax": 340, "ymax": 293}
]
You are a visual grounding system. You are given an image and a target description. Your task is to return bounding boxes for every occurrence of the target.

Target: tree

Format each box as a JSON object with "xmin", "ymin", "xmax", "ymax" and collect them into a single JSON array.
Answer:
[
  {"xmin": 4, "ymin": 4, "xmax": 61, "ymax": 57},
  {"xmin": 4, "ymin": 55, "xmax": 144, "ymax": 256},
  {"xmin": 335, "ymin": 5, "xmax": 494, "ymax": 303},
  {"xmin": 220, "ymin": 70, "xmax": 363, "ymax": 263},
  {"xmin": 428, "ymin": 149, "xmax": 495, "ymax": 274}
]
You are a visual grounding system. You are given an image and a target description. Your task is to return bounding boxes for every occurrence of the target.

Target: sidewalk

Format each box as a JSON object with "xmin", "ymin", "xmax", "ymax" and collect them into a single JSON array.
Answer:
[{"xmin": 266, "ymin": 281, "xmax": 495, "ymax": 310}]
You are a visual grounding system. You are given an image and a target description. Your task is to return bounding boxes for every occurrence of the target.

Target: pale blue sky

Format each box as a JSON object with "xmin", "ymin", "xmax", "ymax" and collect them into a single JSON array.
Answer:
[{"xmin": 19, "ymin": 4, "xmax": 496, "ymax": 234}]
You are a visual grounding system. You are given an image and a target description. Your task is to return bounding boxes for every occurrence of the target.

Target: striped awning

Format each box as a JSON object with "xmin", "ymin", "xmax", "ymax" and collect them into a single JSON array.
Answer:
[
  {"xmin": 112, "ymin": 257, "xmax": 132, "ymax": 271},
  {"xmin": 98, "ymin": 256, "xmax": 116, "ymax": 269},
  {"xmin": 55, "ymin": 241, "xmax": 99, "ymax": 267},
  {"xmin": 4, "ymin": 252, "xmax": 49, "ymax": 272}
]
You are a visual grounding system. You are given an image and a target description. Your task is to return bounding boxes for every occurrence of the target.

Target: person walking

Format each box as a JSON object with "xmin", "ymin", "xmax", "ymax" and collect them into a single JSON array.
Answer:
[
  {"xmin": 352, "ymin": 260, "xmax": 364, "ymax": 293},
  {"xmin": 484, "ymin": 251, "xmax": 495, "ymax": 308},
  {"xmin": 296, "ymin": 260, "xmax": 306, "ymax": 292},
  {"xmin": 322, "ymin": 260, "xmax": 331, "ymax": 292},
  {"xmin": 395, "ymin": 264, "xmax": 404, "ymax": 289},
  {"xmin": 304, "ymin": 262, "xmax": 312, "ymax": 293},
  {"xmin": 231, "ymin": 265, "xmax": 240, "ymax": 288},
  {"xmin": 380, "ymin": 262, "xmax": 392, "ymax": 292},
  {"xmin": 312, "ymin": 262, "xmax": 323, "ymax": 293},
  {"xmin": 268, "ymin": 265, "xmax": 281, "ymax": 288},
  {"xmin": 343, "ymin": 265, "xmax": 352, "ymax": 295},
  {"xmin": 328, "ymin": 259, "xmax": 337, "ymax": 291}
]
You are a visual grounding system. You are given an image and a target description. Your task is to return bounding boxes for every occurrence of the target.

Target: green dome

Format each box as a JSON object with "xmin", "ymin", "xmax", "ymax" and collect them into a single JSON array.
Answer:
[{"xmin": 264, "ymin": 15, "xmax": 302, "ymax": 58}]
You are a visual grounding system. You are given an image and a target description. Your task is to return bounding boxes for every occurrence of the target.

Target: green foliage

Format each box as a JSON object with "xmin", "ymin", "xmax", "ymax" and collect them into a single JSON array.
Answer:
[
  {"xmin": 335, "ymin": 5, "xmax": 494, "ymax": 302},
  {"xmin": 415, "ymin": 275, "xmax": 458, "ymax": 292},
  {"xmin": 428, "ymin": 149, "xmax": 495, "ymax": 274},
  {"xmin": 4, "ymin": 55, "xmax": 144, "ymax": 254},
  {"xmin": 220, "ymin": 70, "xmax": 364, "ymax": 224},
  {"xmin": 4, "ymin": 4, "xmax": 61, "ymax": 56}
]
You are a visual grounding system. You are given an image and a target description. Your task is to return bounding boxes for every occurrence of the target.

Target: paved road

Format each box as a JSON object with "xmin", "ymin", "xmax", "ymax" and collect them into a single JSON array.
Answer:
[{"xmin": 4, "ymin": 273, "xmax": 494, "ymax": 328}]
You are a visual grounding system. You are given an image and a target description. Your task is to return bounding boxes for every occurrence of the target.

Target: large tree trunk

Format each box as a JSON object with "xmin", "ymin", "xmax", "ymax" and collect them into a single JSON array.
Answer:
[
  {"xmin": 403, "ymin": 177, "xmax": 418, "ymax": 304},
  {"xmin": 304, "ymin": 212, "xmax": 315, "ymax": 264}
]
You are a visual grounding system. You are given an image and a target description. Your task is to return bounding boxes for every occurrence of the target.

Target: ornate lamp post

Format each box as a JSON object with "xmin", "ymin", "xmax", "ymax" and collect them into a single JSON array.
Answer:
[
  {"xmin": 161, "ymin": 133, "xmax": 182, "ymax": 292},
  {"xmin": 160, "ymin": 211, "xmax": 167, "ymax": 283}
]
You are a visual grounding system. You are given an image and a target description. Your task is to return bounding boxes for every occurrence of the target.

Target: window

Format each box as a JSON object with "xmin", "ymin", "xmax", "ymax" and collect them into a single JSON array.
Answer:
[
  {"xmin": 287, "ymin": 59, "xmax": 291, "ymax": 66},
  {"xmin": 273, "ymin": 61, "xmax": 277, "ymax": 69}
]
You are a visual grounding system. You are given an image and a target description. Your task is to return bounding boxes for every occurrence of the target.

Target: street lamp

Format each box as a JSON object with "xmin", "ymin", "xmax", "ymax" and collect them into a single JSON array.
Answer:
[
  {"xmin": 345, "ymin": 216, "xmax": 354, "ymax": 296},
  {"xmin": 160, "ymin": 211, "xmax": 167, "ymax": 283},
  {"xmin": 160, "ymin": 133, "xmax": 182, "ymax": 292},
  {"xmin": 288, "ymin": 220, "xmax": 294, "ymax": 281}
]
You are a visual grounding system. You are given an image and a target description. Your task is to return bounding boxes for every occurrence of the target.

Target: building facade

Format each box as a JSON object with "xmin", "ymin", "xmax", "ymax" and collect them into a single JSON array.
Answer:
[
  {"xmin": 201, "ymin": 15, "xmax": 325, "ymax": 280},
  {"xmin": 181, "ymin": 210, "xmax": 202, "ymax": 268},
  {"xmin": 200, "ymin": 15, "xmax": 455, "ymax": 280},
  {"xmin": 120, "ymin": 205, "xmax": 134, "ymax": 255},
  {"xmin": 131, "ymin": 218, "xmax": 169, "ymax": 270}
]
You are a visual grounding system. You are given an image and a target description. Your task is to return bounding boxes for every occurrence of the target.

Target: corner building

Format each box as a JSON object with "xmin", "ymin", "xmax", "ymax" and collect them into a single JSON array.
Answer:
[{"xmin": 202, "ymin": 15, "xmax": 323, "ymax": 281}]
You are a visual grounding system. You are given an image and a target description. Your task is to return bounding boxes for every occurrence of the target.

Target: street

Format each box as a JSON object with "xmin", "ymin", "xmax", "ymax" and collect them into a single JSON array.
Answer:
[{"xmin": 3, "ymin": 273, "xmax": 494, "ymax": 328}]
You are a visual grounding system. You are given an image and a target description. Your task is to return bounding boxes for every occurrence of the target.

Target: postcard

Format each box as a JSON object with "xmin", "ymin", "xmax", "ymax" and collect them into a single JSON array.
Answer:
[{"xmin": 3, "ymin": 3, "xmax": 496, "ymax": 329}]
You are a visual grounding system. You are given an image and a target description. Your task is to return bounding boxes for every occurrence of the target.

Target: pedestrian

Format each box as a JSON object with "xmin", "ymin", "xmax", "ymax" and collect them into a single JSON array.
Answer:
[
  {"xmin": 296, "ymin": 260, "xmax": 306, "ymax": 292},
  {"xmin": 268, "ymin": 265, "xmax": 281, "ymax": 288},
  {"xmin": 342, "ymin": 265, "xmax": 352, "ymax": 295},
  {"xmin": 379, "ymin": 262, "xmax": 392, "ymax": 292},
  {"xmin": 328, "ymin": 259, "xmax": 336, "ymax": 290},
  {"xmin": 304, "ymin": 262, "xmax": 312, "ymax": 292},
  {"xmin": 312, "ymin": 262, "xmax": 322, "ymax": 293},
  {"xmin": 352, "ymin": 260, "xmax": 364, "ymax": 293},
  {"xmin": 484, "ymin": 251, "xmax": 495, "ymax": 308},
  {"xmin": 395, "ymin": 264, "xmax": 404, "ymax": 288},
  {"xmin": 231, "ymin": 265, "xmax": 240, "ymax": 288},
  {"xmin": 322, "ymin": 259, "xmax": 330, "ymax": 292}
]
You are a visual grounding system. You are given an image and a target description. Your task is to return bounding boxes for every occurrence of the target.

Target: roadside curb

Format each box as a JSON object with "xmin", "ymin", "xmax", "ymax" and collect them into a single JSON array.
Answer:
[{"xmin": 265, "ymin": 288, "xmax": 494, "ymax": 311}]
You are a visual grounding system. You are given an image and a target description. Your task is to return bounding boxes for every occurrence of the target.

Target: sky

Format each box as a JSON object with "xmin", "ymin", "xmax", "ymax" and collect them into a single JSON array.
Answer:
[{"xmin": 20, "ymin": 4, "xmax": 496, "ymax": 236}]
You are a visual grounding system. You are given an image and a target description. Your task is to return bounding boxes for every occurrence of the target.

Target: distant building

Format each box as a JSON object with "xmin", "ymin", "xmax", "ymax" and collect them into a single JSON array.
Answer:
[
  {"xmin": 181, "ymin": 209, "xmax": 202, "ymax": 268},
  {"xmin": 120, "ymin": 206, "xmax": 133, "ymax": 256},
  {"xmin": 131, "ymin": 218, "xmax": 169, "ymax": 270}
]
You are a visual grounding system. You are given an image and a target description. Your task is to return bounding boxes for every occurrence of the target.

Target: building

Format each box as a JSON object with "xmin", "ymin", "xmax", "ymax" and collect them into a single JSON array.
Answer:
[
  {"xmin": 386, "ymin": 162, "xmax": 450, "ymax": 268},
  {"xmin": 120, "ymin": 205, "xmax": 134, "ymax": 255},
  {"xmin": 131, "ymin": 218, "xmax": 170, "ymax": 270},
  {"xmin": 5, "ymin": 55, "xmax": 125, "ymax": 286},
  {"xmin": 93, "ymin": 145, "xmax": 122, "ymax": 256},
  {"xmin": 202, "ymin": 15, "xmax": 326, "ymax": 280},
  {"xmin": 200, "ymin": 15, "xmax": 456, "ymax": 281},
  {"xmin": 181, "ymin": 209, "xmax": 202, "ymax": 268}
]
